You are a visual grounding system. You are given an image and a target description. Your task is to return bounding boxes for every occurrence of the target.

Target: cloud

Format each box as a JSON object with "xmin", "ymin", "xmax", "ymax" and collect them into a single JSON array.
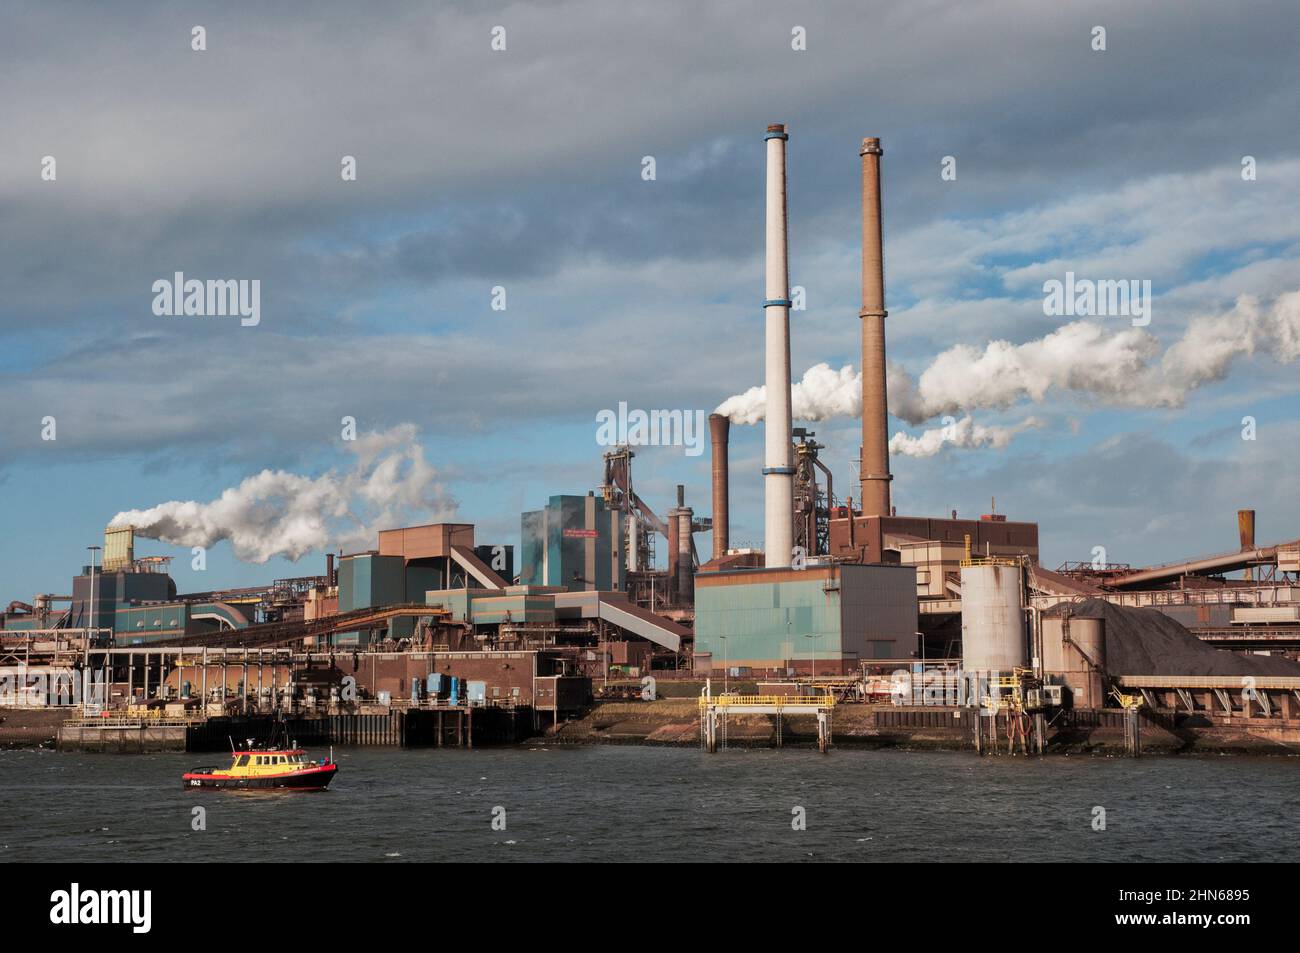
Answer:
[
  {"xmin": 110, "ymin": 425, "xmax": 454, "ymax": 563},
  {"xmin": 888, "ymin": 416, "xmax": 1044, "ymax": 458},
  {"xmin": 716, "ymin": 292, "xmax": 1300, "ymax": 437}
]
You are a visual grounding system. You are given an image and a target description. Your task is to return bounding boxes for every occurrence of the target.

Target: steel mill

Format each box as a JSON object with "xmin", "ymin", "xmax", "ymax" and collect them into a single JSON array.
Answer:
[{"xmin": 5, "ymin": 125, "xmax": 1300, "ymax": 758}]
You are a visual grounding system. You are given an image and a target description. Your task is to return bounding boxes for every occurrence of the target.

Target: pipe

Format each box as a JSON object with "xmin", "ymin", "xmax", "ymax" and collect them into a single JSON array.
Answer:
[
  {"xmin": 667, "ymin": 493, "xmax": 680, "ymax": 601},
  {"xmin": 859, "ymin": 136, "xmax": 892, "ymax": 517},
  {"xmin": 626, "ymin": 515, "xmax": 639, "ymax": 573},
  {"xmin": 709, "ymin": 413, "xmax": 730, "ymax": 560},
  {"xmin": 763, "ymin": 123, "xmax": 794, "ymax": 568},
  {"xmin": 1239, "ymin": 508, "xmax": 1256, "ymax": 581}
]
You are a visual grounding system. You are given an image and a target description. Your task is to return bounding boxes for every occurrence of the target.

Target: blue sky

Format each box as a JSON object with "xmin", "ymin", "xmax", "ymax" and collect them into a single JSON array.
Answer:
[{"xmin": 2, "ymin": 0, "xmax": 1298, "ymax": 601}]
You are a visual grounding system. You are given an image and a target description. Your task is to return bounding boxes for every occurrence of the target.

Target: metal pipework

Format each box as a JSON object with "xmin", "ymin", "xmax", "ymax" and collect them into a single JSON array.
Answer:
[
  {"xmin": 763, "ymin": 123, "xmax": 795, "ymax": 568},
  {"xmin": 709, "ymin": 413, "xmax": 730, "ymax": 560},
  {"xmin": 859, "ymin": 136, "xmax": 892, "ymax": 518}
]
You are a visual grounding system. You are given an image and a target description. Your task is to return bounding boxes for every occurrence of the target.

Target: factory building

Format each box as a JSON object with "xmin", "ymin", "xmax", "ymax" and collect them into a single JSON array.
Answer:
[
  {"xmin": 520, "ymin": 494, "xmax": 624, "ymax": 593},
  {"xmin": 693, "ymin": 564, "xmax": 917, "ymax": 675},
  {"xmin": 70, "ymin": 560, "xmax": 175, "ymax": 631},
  {"xmin": 336, "ymin": 522, "xmax": 514, "ymax": 645}
]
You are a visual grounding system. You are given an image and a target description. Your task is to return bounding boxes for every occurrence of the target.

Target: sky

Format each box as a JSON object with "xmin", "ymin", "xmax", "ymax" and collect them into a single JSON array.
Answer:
[{"xmin": 1, "ymin": 0, "xmax": 1298, "ymax": 600}]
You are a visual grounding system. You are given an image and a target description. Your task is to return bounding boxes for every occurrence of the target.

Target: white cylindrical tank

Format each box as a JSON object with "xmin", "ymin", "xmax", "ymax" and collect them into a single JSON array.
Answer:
[{"xmin": 960, "ymin": 564, "xmax": 1026, "ymax": 671}]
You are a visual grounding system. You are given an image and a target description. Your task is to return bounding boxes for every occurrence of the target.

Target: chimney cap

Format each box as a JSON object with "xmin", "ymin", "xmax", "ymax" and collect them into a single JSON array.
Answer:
[{"xmin": 860, "ymin": 136, "xmax": 883, "ymax": 156}]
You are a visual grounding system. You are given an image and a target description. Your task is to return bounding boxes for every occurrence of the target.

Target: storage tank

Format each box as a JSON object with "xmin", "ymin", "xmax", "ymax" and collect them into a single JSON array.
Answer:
[
  {"xmin": 1042, "ymin": 614, "xmax": 1105, "ymax": 709},
  {"xmin": 960, "ymin": 564, "xmax": 1026, "ymax": 671}
]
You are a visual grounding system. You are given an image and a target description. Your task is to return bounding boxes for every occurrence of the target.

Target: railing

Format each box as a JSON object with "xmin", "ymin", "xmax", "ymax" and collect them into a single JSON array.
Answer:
[
  {"xmin": 700, "ymin": 694, "xmax": 835, "ymax": 709},
  {"xmin": 64, "ymin": 717, "xmax": 197, "ymax": 728},
  {"xmin": 959, "ymin": 556, "xmax": 1023, "ymax": 568}
]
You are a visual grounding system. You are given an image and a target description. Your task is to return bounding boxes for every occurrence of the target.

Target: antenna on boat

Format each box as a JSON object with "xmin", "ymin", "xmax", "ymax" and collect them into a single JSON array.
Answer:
[{"xmin": 228, "ymin": 735, "xmax": 235, "ymax": 752}]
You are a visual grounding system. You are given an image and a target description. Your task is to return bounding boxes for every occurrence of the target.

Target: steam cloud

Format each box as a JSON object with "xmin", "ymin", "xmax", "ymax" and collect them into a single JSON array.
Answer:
[
  {"xmin": 111, "ymin": 425, "xmax": 455, "ymax": 563},
  {"xmin": 889, "ymin": 416, "xmax": 1044, "ymax": 458},
  {"xmin": 714, "ymin": 362, "xmax": 861, "ymax": 426},
  {"xmin": 715, "ymin": 291, "xmax": 1300, "ymax": 447}
]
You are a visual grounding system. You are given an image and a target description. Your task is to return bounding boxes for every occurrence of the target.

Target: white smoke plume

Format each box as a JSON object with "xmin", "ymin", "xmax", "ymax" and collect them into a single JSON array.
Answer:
[
  {"xmin": 716, "ymin": 291, "xmax": 1300, "ymax": 435},
  {"xmin": 888, "ymin": 416, "xmax": 1044, "ymax": 458},
  {"xmin": 714, "ymin": 362, "xmax": 861, "ymax": 425},
  {"xmin": 111, "ymin": 424, "xmax": 455, "ymax": 563}
]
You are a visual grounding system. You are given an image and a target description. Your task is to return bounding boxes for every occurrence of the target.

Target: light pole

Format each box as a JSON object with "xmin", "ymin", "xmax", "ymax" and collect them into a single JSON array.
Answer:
[
  {"xmin": 87, "ymin": 545, "xmax": 101, "ymax": 640},
  {"xmin": 720, "ymin": 636, "xmax": 728, "ymax": 694}
]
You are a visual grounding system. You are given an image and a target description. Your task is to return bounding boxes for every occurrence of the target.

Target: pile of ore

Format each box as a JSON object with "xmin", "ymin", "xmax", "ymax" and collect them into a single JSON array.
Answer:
[{"xmin": 1044, "ymin": 598, "xmax": 1300, "ymax": 677}]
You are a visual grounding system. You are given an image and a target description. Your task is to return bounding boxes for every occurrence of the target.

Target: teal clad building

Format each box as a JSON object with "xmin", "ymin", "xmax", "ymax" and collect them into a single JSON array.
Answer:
[
  {"xmin": 694, "ymin": 564, "xmax": 917, "ymax": 675},
  {"xmin": 520, "ymin": 493, "xmax": 624, "ymax": 592}
]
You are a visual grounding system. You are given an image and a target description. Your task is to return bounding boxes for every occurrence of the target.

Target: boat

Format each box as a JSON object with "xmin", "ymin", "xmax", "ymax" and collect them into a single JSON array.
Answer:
[{"xmin": 183, "ymin": 747, "xmax": 338, "ymax": 790}]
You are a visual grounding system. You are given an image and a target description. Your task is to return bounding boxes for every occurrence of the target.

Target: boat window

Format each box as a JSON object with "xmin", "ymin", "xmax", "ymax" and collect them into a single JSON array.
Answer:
[{"xmin": 236, "ymin": 755, "xmax": 249, "ymax": 767}]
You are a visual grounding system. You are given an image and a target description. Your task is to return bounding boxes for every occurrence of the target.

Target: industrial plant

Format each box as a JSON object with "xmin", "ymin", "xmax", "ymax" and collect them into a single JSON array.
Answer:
[{"xmin": 5, "ymin": 125, "xmax": 1300, "ymax": 757}]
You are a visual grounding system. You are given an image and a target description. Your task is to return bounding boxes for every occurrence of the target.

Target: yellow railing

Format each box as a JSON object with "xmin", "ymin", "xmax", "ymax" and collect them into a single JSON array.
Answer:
[
  {"xmin": 700, "ymin": 694, "xmax": 835, "ymax": 709},
  {"xmin": 65, "ymin": 717, "xmax": 197, "ymax": 728},
  {"xmin": 959, "ymin": 533, "xmax": 1024, "ymax": 568}
]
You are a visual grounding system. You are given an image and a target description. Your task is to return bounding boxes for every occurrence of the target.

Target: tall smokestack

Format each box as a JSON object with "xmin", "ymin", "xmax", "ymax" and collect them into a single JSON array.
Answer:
[
  {"xmin": 709, "ymin": 413, "xmax": 730, "ymax": 560},
  {"xmin": 763, "ymin": 123, "xmax": 795, "ymax": 568},
  {"xmin": 859, "ymin": 136, "xmax": 892, "ymax": 517}
]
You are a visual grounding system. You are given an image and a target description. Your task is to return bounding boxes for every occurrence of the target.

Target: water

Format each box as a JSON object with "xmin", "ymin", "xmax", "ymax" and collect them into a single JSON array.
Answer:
[{"xmin": 1, "ymin": 745, "xmax": 1295, "ymax": 862}]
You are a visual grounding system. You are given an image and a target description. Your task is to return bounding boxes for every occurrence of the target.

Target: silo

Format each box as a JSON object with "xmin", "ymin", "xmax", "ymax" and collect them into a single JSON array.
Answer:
[
  {"xmin": 960, "ymin": 564, "xmax": 1026, "ymax": 671},
  {"xmin": 1042, "ymin": 614, "xmax": 1106, "ymax": 709}
]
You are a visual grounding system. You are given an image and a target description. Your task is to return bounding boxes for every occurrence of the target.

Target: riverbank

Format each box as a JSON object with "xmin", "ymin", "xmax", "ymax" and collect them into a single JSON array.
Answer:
[
  {"xmin": 548, "ymin": 699, "xmax": 1300, "ymax": 756},
  {"xmin": 6, "ymin": 700, "xmax": 1299, "ymax": 756}
]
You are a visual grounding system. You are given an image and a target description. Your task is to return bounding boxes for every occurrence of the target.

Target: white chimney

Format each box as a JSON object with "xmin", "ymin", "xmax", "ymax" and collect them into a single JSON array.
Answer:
[{"xmin": 763, "ymin": 123, "xmax": 794, "ymax": 568}]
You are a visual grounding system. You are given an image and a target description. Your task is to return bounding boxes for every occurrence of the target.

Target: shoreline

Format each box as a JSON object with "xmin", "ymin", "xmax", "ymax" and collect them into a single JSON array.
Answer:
[{"xmin": 6, "ymin": 700, "xmax": 1300, "ymax": 758}]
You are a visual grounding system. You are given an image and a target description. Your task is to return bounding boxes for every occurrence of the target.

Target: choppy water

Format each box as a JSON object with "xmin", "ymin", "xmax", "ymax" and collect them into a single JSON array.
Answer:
[{"xmin": 1, "ymin": 745, "xmax": 1294, "ymax": 862}]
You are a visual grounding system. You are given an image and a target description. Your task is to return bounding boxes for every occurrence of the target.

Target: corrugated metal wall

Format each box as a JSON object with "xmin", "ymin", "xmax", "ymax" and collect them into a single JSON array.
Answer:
[{"xmin": 695, "ymin": 574, "xmax": 843, "ymax": 667}]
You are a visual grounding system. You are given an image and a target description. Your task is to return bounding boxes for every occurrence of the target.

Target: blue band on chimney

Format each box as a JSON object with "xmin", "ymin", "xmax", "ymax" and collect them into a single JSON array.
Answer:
[
  {"xmin": 763, "ymin": 466, "xmax": 796, "ymax": 475},
  {"xmin": 764, "ymin": 131, "xmax": 789, "ymax": 141},
  {"xmin": 763, "ymin": 298, "xmax": 791, "ymax": 308}
]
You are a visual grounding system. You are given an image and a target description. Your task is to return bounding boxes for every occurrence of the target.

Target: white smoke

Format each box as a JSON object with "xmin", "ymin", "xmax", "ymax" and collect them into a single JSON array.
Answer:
[
  {"xmin": 716, "ymin": 291, "xmax": 1300, "ymax": 441},
  {"xmin": 714, "ymin": 362, "xmax": 861, "ymax": 425},
  {"xmin": 888, "ymin": 416, "xmax": 1044, "ymax": 458},
  {"xmin": 111, "ymin": 424, "xmax": 455, "ymax": 563}
]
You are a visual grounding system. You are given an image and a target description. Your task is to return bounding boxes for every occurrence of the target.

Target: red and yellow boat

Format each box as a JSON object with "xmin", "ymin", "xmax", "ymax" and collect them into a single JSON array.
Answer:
[{"xmin": 183, "ymin": 748, "xmax": 338, "ymax": 791}]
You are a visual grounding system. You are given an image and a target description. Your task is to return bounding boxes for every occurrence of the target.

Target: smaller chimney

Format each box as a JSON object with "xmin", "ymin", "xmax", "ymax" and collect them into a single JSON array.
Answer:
[
  {"xmin": 709, "ymin": 414, "xmax": 730, "ymax": 560},
  {"xmin": 1239, "ymin": 508, "xmax": 1256, "ymax": 581},
  {"xmin": 326, "ymin": 552, "xmax": 335, "ymax": 587},
  {"xmin": 677, "ymin": 506, "xmax": 694, "ymax": 605},
  {"xmin": 667, "ymin": 501, "xmax": 680, "ymax": 602}
]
